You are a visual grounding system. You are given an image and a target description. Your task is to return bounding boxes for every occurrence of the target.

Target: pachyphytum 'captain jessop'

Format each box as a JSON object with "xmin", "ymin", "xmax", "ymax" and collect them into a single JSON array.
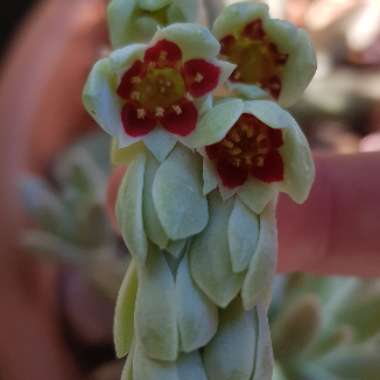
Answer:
[{"xmin": 83, "ymin": 1, "xmax": 317, "ymax": 379}]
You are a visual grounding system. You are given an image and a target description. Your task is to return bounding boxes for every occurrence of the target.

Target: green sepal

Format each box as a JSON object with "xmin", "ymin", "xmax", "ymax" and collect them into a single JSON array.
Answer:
[
  {"xmin": 176, "ymin": 254, "xmax": 218, "ymax": 352},
  {"xmin": 166, "ymin": 239, "xmax": 187, "ymax": 259},
  {"xmin": 111, "ymin": 139, "xmax": 145, "ymax": 165},
  {"xmin": 116, "ymin": 153, "xmax": 148, "ymax": 266},
  {"xmin": 228, "ymin": 198, "xmax": 260, "ymax": 273},
  {"xmin": 152, "ymin": 145, "xmax": 208, "ymax": 240},
  {"xmin": 251, "ymin": 304, "xmax": 274, "ymax": 380},
  {"xmin": 242, "ymin": 202, "xmax": 277, "ymax": 310},
  {"xmin": 134, "ymin": 246, "xmax": 178, "ymax": 361},
  {"xmin": 190, "ymin": 192, "xmax": 244, "ymax": 308},
  {"xmin": 114, "ymin": 261, "xmax": 138, "ymax": 358},
  {"xmin": 143, "ymin": 128, "xmax": 177, "ymax": 162},
  {"xmin": 143, "ymin": 152, "xmax": 169, "ymax": 248},
  {"xmin": 204, "ymin": 298, "xmax": 257, "ymax": 380}
]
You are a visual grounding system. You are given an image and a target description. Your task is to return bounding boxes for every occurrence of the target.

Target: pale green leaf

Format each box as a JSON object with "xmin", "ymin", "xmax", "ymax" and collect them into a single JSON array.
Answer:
[
  {"xmin": 135, "ymin": 246, "xmax": 178, "ymax": 361},
  {"xmin": 189, "ymin": 192, "xmax": 244, "ymax": 307},
  {"xmin": 114, "ymin": 261, "xmax": 138, "ymax": 358},
  {"xmin": 204, "ymin": 298, "xmax": 256, "ymax": 380},
  {"xmin": 116, "ymin": 154, "xmax": 148, "ymax": 266},
  {"xmin": 138, "ymin": 0, "xmax": 171, "ymax": 11},
  {"xmin": 177, "ymin": 352, "xmax": 208, "ymax": 380},
  {"xmin": 242, "ymin": 203, "xmax": 277, "ymax": 310},
  {"xmin": 228, "ymin": 198, "xmax": 259, "ymax": 273},
  {"xmin": 152, "ymin": 145, "xmax": 208, "ymax": 240},
  {"xmin": 176, "ymin": 255, "xmax": 218, "ymax": 352},
  {"xmin": 143, "ymin": 153, "xmax": 169, "ymax": 249}
]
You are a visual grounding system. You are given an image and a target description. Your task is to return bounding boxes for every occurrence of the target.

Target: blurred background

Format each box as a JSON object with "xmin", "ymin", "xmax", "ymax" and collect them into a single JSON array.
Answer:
[{"xmin": 1, "ymin": 0, "xmax": 380, "ymax": 379}]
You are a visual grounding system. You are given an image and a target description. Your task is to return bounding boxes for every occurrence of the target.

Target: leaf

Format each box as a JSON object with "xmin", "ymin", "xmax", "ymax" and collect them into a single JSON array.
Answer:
[
  {"xmin": 153, "ymin": 145, "xmax": 208, "ymax": 240},
  {"xmin": 114, "ymin": 261, "xmax": 138, "ymax": 358},
  {"xmin": 190, "ymin": 192, "xmax": 244, "ymax": 307},
  {"xmin": 176, "ymin": 254, "xmax": 218, "ymax": 352},
  {"xmin": 116, "ymin": 153, "xmax": 148, "ymax": 266},
  {"xmin": 204, "ymin": 298, "xmax": 256, "ymax": 380},
  {"xmin": 228, "ymin": 198, "xmax": 260, "ymax": 273},
  {"xmin": 134, "ymin": 246, "xmax": 178, "ymax": 361}
]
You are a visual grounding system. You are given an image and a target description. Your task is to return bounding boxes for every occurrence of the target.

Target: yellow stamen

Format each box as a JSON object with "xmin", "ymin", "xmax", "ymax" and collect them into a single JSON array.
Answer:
[
  {"xmin": 155, "ymin": 107, "xmax": 164, "ymax": 117},
  {"xmin": 230, "ymin": 131, "xmax": 241, "ymax": 143},
  {"xmin": 131, "ymin": 76, "xmax": 141, "ymax": 84},
  {"xmin": 256, "ymin": 156, "xmax": 265, "ymax": 167},
  {"xmin": 172, "ymin": 105, "xmax": 182, "ymax": 115},
  {"xmin": 194, "ymin": 72, "xmax": 204, "ymax": 83},
  {"xmin": 222, "ymin": 140, "xmax": 234, "ymax": 149},
  {"xmin": 131, "ymin": 91, "xmax": 140, "ymax": 100},
  {"xmin": 137, "ymin": 108, "xmax": 146, "ymax": 119},
  {"xmin": 231, "ymin": 147, "xmax": 242, "ymax": 155}
]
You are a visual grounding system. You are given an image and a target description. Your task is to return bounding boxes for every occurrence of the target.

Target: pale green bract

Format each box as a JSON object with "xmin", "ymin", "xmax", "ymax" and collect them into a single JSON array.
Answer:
[{"xmin": 212, "ymin": 1, "xmax": 317, "ymax": 107}]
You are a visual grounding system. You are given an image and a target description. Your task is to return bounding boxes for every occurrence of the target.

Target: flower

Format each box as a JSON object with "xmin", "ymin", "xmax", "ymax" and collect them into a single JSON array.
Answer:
[
  {"xmin": 108, "ymin": 0, "xmax": 205, "ymax": 48},
  {"xmin": 212, "ymin": 1, "xmax": 317, "ymax": 107},
  {"xmin": 83, "ymin": 23, "xmax": 235, "ymax": 162},
  {"xmin": 200, "ymin": 100, "xmax": 315, "ymax": 214}
]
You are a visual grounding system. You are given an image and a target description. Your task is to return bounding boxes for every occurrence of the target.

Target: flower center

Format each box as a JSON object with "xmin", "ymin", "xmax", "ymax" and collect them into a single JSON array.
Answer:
[
  {"xmin": 132, "ymin": 66, "xmax": 186, "ymax": 113},
  {"xmin": 206, "ymin": 113, "xmax": 284, "ymax": 187},
  {"xmin": 220, "ymin": 20, "xmax": 288, "ymax": 99}
]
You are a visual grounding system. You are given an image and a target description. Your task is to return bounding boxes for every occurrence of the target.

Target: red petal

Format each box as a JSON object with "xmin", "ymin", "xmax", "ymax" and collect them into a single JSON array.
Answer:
[
  {"xmin": 183, "ymin": 59, "xmax": 220, "ymax": 97},
  {"xmin": 269, "ymin": 128, "xmax": 284, "ymax": 149},
  {"xmin": 121, "ymin": 104, "xmax": 156, "ymax": 137},
  {"xmin": 205, "ymin": 144, "xmax": 221, "ymax": 160},
  {"xmin": 243, "ymin": 19, "xmax": 265, "ymax": 40},
  {"xmin": 117, "ymin": 60, "xmax": 144, "ymax": 99},
  {"xmin": 216, "ymin": 159, "xmax": 249, "ymax": 188},
  {"xmin": 160, "ymin": 100, "xmax": 198, "ymax": 136},
  {"xmin": 144, "ymin": 39, "xmax": 182, "ymax": 65},
  {"xmin": 220, "ymin": 35, "xmax": 236, "ymax": 55},
  {"xmin": 251, "ymin": 151, "xmax": 284, "ymax": 183}
]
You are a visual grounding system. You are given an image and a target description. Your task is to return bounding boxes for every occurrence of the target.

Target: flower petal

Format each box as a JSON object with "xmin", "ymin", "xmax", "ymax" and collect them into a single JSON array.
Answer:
[
  {"xmin": 202, "ymin": 156, "xmax": 218, "ymax": 195},
  {"xmin": 166, "ymin": 239, "xmax": 187, "ymax": 259},
  {"xmin": 189, "ymin": 192, "xmax": 244, "ymax": 308},
  {"xmin": 143, "ymin": 153, "xmax": 169, "ymax": 248},
  {"xmin": 144, "ymin": 39, "xmax": 182, "ymax": 64},
  {"xmin": 215, "ymin": 158, "xmax": 249, "ymax": 188},
  {"xmin": 176, "ymin": 254, "xmax": 218, "ymax": 352},
  {"xmin": 251, "ymin": 304, "xmax": 274, "ymax": 380},
  {"xmin": 161, "ymin": 100, "xmax": 198, "ymax": 136},
  {"xmin": 117, "ymin": 60, "xmax": 145, "ymax": 99},
  {"xmin": 82, "ymin": 58, "xmax": 123, "ymax": 138},
  {"xmin": 114, "ymin": 261, "xmax": 138, "ymax": 358},
  {"xmin": 121, "ymin": 342, "xmax": 134, "ymax": 380},
  {"xmin": 152, "ymin": 145, "xmax": 208, "ymax": 240},
  {"xmin": 121, "ymin": 103, "xmax": 157, "ymax": 137},
  {"xmin": 116, "ymin": 153, "xmax": 148, "ymax": 266},
  {"xmin": 212, "ymin": 2, "xmax": 269, "ymax": 41},
  {"xmin": 180, "ymin": 99, "xmax": 244, "ymax": 148},
  {"xmin": 228, "ymin": 198, "xmax": 260, "ymax": 273},
  {"xmin": 267, "ymin": 23, "xmax": 317, "ymax": 108},
  {"xmin": 203, "ymin": 298, "xmax": 256, "ymax": 380},
  {"xmin": 135, "ymin": 246, "xmax": 179, "ymax": 361},
  {"xmin": 183, "ymin": 59, "xmax": 220, "ymax": 97},
  {"xmin": 242, "ymin": 203, "xmax": 277, "ymax": 310},
  {"xmin": 250, "ymin": 151, "xmax": 284, "ymax": 183},
  {"xmin": 153, "ymin": 23, "xmax": 220, "ymax": 61}
]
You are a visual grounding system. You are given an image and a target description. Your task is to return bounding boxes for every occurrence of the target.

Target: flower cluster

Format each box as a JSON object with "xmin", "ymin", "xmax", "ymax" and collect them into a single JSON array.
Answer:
[{"xmin": 83, "ymin": 1, "xmax": 316, "ymax": 380}]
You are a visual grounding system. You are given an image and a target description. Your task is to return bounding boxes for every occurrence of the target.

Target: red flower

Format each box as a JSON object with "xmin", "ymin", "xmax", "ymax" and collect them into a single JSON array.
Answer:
[
  {"xmin": 116, "ymin": 39, "xmax": 221, "ymax": 137},
  {"xmin": 206, "ymin": 113, "xmax": 284, "ymax": 188},
  {"xmin": 219, "ymin": 19, "xmax": 288, "ymax": 99}
]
